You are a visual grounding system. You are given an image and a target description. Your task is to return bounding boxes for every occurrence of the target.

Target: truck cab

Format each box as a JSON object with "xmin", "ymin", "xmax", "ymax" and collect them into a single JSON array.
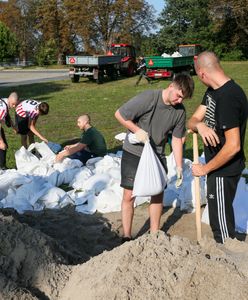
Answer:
[
  {"xmin": 178, "ymin": 44, "xmax": 202, "ymax": 56},
  {"xmin": 108, "ymin": 44, "xmax": 136, "ymax": 76}
]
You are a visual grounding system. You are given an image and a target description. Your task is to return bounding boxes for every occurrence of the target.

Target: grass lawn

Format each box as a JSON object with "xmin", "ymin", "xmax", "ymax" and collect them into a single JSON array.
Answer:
[{"xmin": 2, "ymin": 61, "xmax": 248, "ymax": 169}]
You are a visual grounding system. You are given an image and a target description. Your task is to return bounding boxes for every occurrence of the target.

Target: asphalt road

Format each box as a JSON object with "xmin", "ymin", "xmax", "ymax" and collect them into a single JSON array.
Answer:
[{"xmin": 0, "ymin": 69, "xmax": 69, "ymax": 87}]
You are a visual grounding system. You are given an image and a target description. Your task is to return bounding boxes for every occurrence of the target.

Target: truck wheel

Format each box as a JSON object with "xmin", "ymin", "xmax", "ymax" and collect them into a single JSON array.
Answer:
[
  {"xmin": 110, "ymin": 69, "xmax": 118, "ymax": 80},
  {"xmin": 96, "ymin": 72, "xmax": 104, "ymax": 84},
  {"xmin": 71, "ymin": 75, "xmax": 80, "ymax": 83},
  {"xmin": 126, "ymin": 63, "xmax": 135, "ymax": 77}
]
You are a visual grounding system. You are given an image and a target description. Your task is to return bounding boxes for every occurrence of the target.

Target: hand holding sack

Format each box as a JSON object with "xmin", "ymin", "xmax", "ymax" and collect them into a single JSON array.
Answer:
[{"xmin": 134, "ymin": 129, "xmax": 149, "ymax": 144}]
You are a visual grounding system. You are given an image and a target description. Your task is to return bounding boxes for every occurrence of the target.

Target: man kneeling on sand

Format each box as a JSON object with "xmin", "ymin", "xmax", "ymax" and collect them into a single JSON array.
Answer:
[{"xmin": 55, "ymin": 114, "xmax": 107, "ymax": 164}]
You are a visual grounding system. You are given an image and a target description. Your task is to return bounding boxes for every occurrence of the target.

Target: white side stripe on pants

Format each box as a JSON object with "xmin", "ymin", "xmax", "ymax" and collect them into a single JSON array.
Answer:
[{"xmin": 216, "ymin": 177, "xmax": 228, "ymax": 242}]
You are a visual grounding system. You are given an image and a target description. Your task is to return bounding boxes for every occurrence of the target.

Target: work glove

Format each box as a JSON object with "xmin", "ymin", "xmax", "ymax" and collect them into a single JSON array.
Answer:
[
  {"xmin": 175, "ymin": 167, "xmax": 183, "ymax": 188},
  {"xmin": 135, "ymin": 128, "xmax": 149, "ymax": 144}
]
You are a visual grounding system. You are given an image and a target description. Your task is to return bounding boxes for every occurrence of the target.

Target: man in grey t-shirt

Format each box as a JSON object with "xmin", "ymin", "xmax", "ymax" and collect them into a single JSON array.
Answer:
[{"xmin": 115, "ymin": 73, "xmax": 194, "ymax": 242}]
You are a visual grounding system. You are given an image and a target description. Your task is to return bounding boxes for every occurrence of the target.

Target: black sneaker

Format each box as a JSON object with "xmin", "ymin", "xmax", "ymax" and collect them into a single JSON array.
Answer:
[{"xmin": 121, "ymin": 236, "xmax": 132, "ymax": 244}]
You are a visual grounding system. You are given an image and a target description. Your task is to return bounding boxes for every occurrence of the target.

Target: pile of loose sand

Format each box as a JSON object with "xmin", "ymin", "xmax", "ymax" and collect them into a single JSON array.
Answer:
[
  {"xmin": 1, "ymin": 209, "xmax": 248, "ymax": 300},
  {"xmin": 60, "ymin": 232, "xmax": 248, "ymax": 300}
]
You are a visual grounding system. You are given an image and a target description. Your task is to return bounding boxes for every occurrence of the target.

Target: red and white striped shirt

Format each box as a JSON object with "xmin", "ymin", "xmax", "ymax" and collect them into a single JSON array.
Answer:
[
  {"xmin": 0, "ymin": 98, "xmax": 8, "ymax": 121},
  {"xmin": 16, "ymin": 100, "xmax": 40, "ymax": 120}
]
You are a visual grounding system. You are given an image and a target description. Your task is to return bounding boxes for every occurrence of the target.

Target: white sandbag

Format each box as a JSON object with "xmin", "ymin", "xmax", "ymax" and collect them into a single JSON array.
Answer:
[
  {"xmin": 179, "ymin": 176, "xmax": 206, "ymax": 212},
  {"xmin": 107, "ymin": 167, "xmax": 121, "ymax": 182},
  {"xmin": 94, "ymin": 155, "xmax": 120, "ymax": 174},
  {"xmin": 15, "ymin": 177, "xmax": 52, "ymax": 206},
  {"xmin": 201, "ymin": 204, "xmax": 209, "ymax": 225},
  {"xmin": 59, "ymin": 168, "xmax": 81, "ymax": 185},
  {"xmin": 67, "ymin": 190, "xmax": 94, "ymax": 206},
  {"xmin": 171, "ymin": 51, "xmax": 182, "ymax": 57},
  {"xmin": 28, "ymin": 141, "xmax": 56, "ymax": 161},
  {"xmin": 45, "ymin": 168, "xmax": 60, "ymax": 186},
  {"xmin": 75, "ymin": 193, "xmax": 97, "ymax": 215},
  {"xmin": 132, "ymin": 141, "xmax": 167, "ymax": 197},
  {"xmin": 161, "ymin": 53, "xmax": 170, "ymax": 57},
  {"xmin": 15, "ymin": 146, "xmax": 40, "ymax": 173},
  {"xmin": 69, "ymin": 167, "xmax": 93, "ymax": 189},
  {"xmin": 166, "ymin": 152, "xmax": 177, "ymax": 183},
  {"xmin": 82, "ymin": 173, "xmax": 111, "ymax": 195},
  {"xmin": 115, "ymin": 132, "xmax": 126, "ymax": 142},
  {"xmin": 0, "ymin": 169, "xmax": 31, "ymax": 190},
  {"xmin": 96, "ymin": 188, "xmax": 122, "ymax": 213},
  {"xmin": 108, "ymin": 151, "xmax": 123, "ymax": 158},
  {"xmin": 128, "ymin": 132, "xmax": 140, "ymax": 144},
  {"xmin": 39, "ymin": 187, "xmax": 73, "ymax": 209},
  {"xmin": 47, "ymin": 141, "xmax": 62, "ymax": 154},
  {"xmin": 86, "ymin": 157, "xmax": 104, "ymax": 171},
  {"xmin": 135, "ymin": 196, "xmax": 150, "ymax": 206},
  {"xmin": 233, "ymin": 177, "xmax": 248, "ymax": 233},
  {"xmin": 163, "ymin": 188, "xmax": 180, "ymax": 208},
  {"xmin": 53, "ymin": 157, "xmax": 83, "ymax": 172},
  {"xmin": 1, "ymin": 187, "xmax": 33, "ymax": 214}
]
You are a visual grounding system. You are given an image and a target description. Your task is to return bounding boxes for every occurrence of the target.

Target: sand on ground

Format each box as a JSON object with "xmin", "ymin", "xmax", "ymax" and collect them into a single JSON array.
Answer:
[{"xmin": 0, "ymin": 204, "xmax": 247, "ymax": 299}]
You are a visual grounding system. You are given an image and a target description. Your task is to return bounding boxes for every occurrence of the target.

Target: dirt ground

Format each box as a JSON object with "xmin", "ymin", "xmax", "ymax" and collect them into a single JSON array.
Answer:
[{"xmin": 0, "ymin": 204, "xmax": 247, "ymax": 299}]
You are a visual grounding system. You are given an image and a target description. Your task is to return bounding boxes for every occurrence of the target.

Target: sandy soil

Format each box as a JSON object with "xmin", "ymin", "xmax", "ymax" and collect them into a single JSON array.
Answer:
[{"xmin": 0, "ymin": 204, "xmax": 247, "ymax": 300}]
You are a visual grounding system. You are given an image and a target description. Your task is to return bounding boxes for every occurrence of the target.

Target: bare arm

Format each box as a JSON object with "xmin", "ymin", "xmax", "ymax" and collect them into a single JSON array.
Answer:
[
  {"xmin": 187, "ymin": 105, "xmax": 220, "ymax": 147},
  {"xmin": 55, "ymin": 143, "xmax": 85, "ymax": 162},
  {"xmin": 171, "ymin": 136, "xmax": 183, "ymax": 169},
  {"xmin": 192, "ymin": 127, "xmax": 240, "ymax": 176},
  {"xmin": 115, "ymin": 110, "xmax": 140, "ymax": 133},
  {"xmin": 29, "ymin": 118, "xmax": 48, "ymax": 143}
]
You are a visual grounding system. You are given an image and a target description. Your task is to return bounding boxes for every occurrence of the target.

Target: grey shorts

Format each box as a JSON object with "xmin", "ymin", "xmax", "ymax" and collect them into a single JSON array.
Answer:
[{"xmin": 120, "ymin": 150, "xmax": 168, "ymax": 190}]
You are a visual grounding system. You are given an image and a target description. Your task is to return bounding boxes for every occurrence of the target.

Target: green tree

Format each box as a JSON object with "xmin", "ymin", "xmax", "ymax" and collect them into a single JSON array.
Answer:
[
  {"xmin": 209, "ymin": 0, "xmax": 248, "ymax": 59},
  {"xmin": 63, "ymin": 0, "xmax": 155, "ymax": 53},
  {"xmin": 0, "ymin": 21, "xmax": 18, "ymax": 61},
  {"xmin": 157, "ymin": 0, "xmax": 212, "ymax": 54},
  {"xmin": 0, "ymin": 0, "xmax": 39, "ymax": 63}
]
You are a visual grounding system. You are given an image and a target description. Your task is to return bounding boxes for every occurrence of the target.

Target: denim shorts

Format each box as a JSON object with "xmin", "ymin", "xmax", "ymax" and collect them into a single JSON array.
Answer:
[{"xmin": 120, "ymin": 149, "xmax": 168, "ymax": 190}]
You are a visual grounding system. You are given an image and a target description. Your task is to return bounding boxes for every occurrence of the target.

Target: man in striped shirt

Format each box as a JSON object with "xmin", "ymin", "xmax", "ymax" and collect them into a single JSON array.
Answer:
[
  {"xmin": 0, "ymin": 92, "xmax": 19, "ymax": 169},
  {"xmin": 15, "ymin": 100, "xmax": 49, "ymax": 148}
]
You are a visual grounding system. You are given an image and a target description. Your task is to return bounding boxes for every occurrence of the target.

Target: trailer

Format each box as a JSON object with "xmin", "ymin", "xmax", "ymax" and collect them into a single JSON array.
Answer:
[
  {"xmin": 66, "ymin": 55, "xmax": 122, "ymax": 84},
  {"xmin": 66, "ymin": 44, "xmax": 136, "ymax": 84},
  {"xmin": 145, "ymin": 44, "xmax": 201, "ymax": 79}
]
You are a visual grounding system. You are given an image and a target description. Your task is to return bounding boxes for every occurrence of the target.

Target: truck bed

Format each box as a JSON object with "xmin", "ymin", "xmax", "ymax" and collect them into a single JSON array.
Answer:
[
  {"xmin": 145, "ymin": 56, "xmax": 194, "ymax": 68},
  {"xmin": 66, "ymin": 55, "xmax": 122, "ymax": 66}
]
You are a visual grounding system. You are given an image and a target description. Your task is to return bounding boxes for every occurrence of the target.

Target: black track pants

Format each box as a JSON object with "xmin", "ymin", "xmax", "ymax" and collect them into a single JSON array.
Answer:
[{"xmin": 207, "ymin": 173, "xmax": 240, "ymax": 243}]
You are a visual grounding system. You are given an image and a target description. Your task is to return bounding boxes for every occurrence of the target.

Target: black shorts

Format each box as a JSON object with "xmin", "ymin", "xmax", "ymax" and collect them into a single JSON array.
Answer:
[
  {"xmin": 15, "ymin": 114, "xmax": 30, "ymax": 135},
  {"xmin": 120, "ymin": 150, "xmax": 141, "ymax": 190},
  {"xmin": 120, "ymin": 149, "xmax": 168, "ymax": 190}
]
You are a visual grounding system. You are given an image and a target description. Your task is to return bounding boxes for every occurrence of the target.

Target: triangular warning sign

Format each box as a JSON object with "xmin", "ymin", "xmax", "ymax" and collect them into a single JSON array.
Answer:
[{"xmin": 148, "ymin": 59, "xmax": 154, "ymax": 66}]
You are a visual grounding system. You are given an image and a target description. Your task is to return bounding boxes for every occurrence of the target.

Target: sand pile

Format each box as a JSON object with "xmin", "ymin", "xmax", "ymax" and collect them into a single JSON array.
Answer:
[
  {"xmin": 60, "ymin": 232, "xmax": 248, "ymax": 300},
  {"xmin": 0, "ymin": 212, "xmax": 70, "ymax": 299},
  {"xmin": 1, "ymin": 208, "xmax": 248, "ymax": 300}
]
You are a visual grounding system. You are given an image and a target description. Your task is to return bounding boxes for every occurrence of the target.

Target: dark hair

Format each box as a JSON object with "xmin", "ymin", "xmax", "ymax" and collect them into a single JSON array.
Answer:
[
  {"xmin": 172, "ymin": 73, "xmax": 195, "ymax": 99},
  {"xmin": 39, "ymin": 102, "xmax": 49, "ymax": 115}
]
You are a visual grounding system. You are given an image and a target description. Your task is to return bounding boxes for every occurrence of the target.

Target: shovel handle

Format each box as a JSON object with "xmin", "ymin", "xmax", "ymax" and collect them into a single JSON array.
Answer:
[{"xmin": 193, "ymin": 133, "xmax": 202, "ymax": 241}]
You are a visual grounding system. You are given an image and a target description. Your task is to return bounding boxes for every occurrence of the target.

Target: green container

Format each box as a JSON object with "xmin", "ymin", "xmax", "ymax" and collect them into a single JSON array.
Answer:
[{"xmin": 145, "ymin": 56, "xmax": 194, "ymax": 69}]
